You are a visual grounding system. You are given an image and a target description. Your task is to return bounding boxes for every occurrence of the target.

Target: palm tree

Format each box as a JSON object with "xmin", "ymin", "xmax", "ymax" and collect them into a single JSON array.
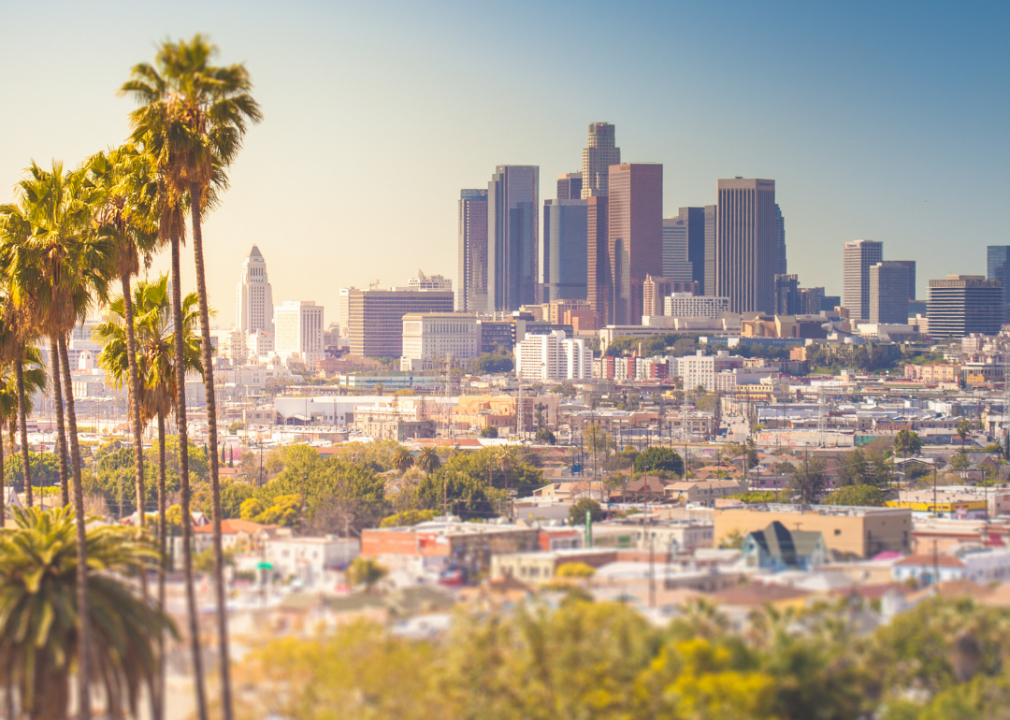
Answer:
[
  {"xmin": 88, "ymin": 145, "xmax": 160, "ymax": 545},
  {"xmin": 417, "ymin": 447, "xmax": 441, "ymax": 474},
  {"xmin": 0, "ymin": 224, "xmax": 44, "ymax": 509},
  {"xmin": 122, "ymin": 37, "xmax": 262, "ymax": 719},
  {"xmin": 95, "ymin": 274, "xmax": 202, "ymax": 720},
  {"xmin": 392, "ymin": 447, "xmax": 415, "ymax": 474},
  {"xmin": 0, "ymin": 506, "xmax": 173, "ymax": 720},
  {"xmin": 0, "ymin": 160, "xmax": 116, "ymax": 719},
  {"xmin": 0, "ymin": 343, "xmax": 47, "ymax": 524},
  {"xmin": 956, "ymin": 419, "xmax": 972, "ymax": 450}
]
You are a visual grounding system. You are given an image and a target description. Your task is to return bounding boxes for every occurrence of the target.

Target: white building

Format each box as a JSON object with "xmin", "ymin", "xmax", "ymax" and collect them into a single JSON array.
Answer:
[
  {"xmin": 264, "ymin": 536, "xmax": 360, "ymax": 587},
  {"xmin": 664, "ymin": 293, "xmax": 730, "ymax": 318},
  {"xmin": 400, "ymin": 312, "xmax": 480, "ymax": 371},
  {"xmin": 221, "ymin": 328, "xmax": 248, "ymax": 365},
  {"xmin": 515, "ymin": 330, "xmax": 592, "ymax": 382},
  {"xmin": 236, "ymin": 245, "xmax": 275, "ymax": 335},
  {"xmin": 274, "ymin": 301, "xmax": 325, "ymax": 367},
  {"xmin": 247, "ymin": 328, "xmax": 275, "ymax": 359},
  {"xmin": 215, "ymin": 361, "xmax": 294, "ymax": 392},
  {"xmin": 398, "ymin": 270, "xmax": 452, "ymax": 292},
  {"xmin": 678, "ymin": 350, "xmax": 746, "ymax": 392}
]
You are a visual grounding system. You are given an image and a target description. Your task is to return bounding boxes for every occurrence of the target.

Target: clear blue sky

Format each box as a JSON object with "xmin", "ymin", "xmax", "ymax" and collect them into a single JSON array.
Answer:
[{"xmin": 1, "ymin": 0, "xmax": 1007, "ymax": 326}]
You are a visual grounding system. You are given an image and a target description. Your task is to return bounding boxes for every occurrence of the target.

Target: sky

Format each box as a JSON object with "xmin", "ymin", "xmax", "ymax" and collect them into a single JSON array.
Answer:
[{"xmin": 1, "ymin": 0, "xmax": 1007, "ymax": 327}]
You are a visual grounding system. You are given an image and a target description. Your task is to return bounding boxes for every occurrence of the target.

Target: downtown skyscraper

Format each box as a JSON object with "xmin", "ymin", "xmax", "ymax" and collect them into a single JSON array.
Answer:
[
  {"xmin": 542, "ymin": 198, "xmax": 588, "ymax": 302},
  {"xmin": 608, "ymin": 163, "xmax": 663, "ymax": 325},
  {"xmin": 714, "ymin": 178, "xmax": 778, "ymax": 314},
  {"xmin": 842, "ymin": 239, "xmax": 884, "ymax": 322},
  {"xmin": 488, "ymin": 165, "xmax": 539, "ymax": 312},
  {"xmin": 236, "ymin": 245, "xmax": 274, "ymax": 334},
  {"xmin": 457, "ymin": 188, "xmax": 488, "ymax": 312},
  {"xmin": 581, "ymin": 123, "xmax": 621, "ymax": 198}
]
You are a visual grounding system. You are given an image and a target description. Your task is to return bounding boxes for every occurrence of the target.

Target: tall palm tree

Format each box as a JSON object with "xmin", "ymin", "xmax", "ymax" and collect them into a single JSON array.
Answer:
[
  {"xmin": 392, "ymin": 447, "xmax": 415, "ymax": 474},
  {"xmin": 0, "ymin": 506, "xmax": 174, "ymax": 720},
  {"xmin": 417, "ymin": 447, "xmax": 441, "ymax": 474},
  {"xmin": 0, "ymin": 159, "xmax": 116, "ymax": 720},
  {"xmin": 0, "ymin": 343, "xmax": 47, "ymax": 524},
  {"xmin": 88, "ymin": 145, "xmax": 160, "ymax": 545},
  {"xmin": 122, "ymin": 36, "xmax": 261, "ymax": 720},
  {"xmin": 94, "ymin": 274, "xmax": 202, "ymax": 720},
  {"xmin": 0, "ymin": 223, "xmax": 43, "ymax": 509}
]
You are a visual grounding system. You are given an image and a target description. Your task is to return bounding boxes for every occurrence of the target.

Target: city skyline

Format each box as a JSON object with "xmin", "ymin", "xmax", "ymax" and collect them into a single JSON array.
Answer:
[{"xmin": 1, "ymin": 2, "xmax": 1007, "ymax": 328}]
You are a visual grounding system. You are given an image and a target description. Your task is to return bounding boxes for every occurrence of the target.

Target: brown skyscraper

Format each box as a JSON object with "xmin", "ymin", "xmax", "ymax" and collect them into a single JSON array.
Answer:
[
  {"xmin": 715, "ymin": 178, "xmax": 777, "ymax": 314},
  {"xmin": 587, "ymin": 196, "xmax": 610, "ymax": 327},
  {"xmin": 608, "ymin": 163, "xmax": 664, "ymax": 325}
]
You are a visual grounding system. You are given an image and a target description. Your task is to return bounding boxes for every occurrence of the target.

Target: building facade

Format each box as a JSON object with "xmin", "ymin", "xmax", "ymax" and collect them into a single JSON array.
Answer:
[
  {"xmin": 580, "ymin": 122, "xmax": 620, "ymax": 198},
  {"xmin": 842, "ymin": 239, "xmax": 884, "ymax": 322},
  {"xmin": 893, "ymin": 260, "xmax": 917, "ymax": 300},
  {"xmin": 661, "ymin": 215, "xmax": 694, "ymax": 282},
  {"xmin": 274, "ymin": 301, "xmax": 325, "ymax": 366},
  {"xmin": 608, "ymin": 163, "xmax": 663, "ymax": 325},
  {"xmin": 458, "ymin": 188, "xmax": 489, "ymax": 313},
  {"xmin": 664, "ymin": 294, "xmax": 730, "ymax": 319},
  {"xmin": 927, "ymin": 275, "xmax": 1003, "ymax": 338},
  {"xmin": 714, "ymin": 178, "xmax": 777, "ymax": 314},
  {"xmin": 774, "ymin": 274, "xmax": 799, "ymax": 316},
  {"xmin": 870, "ymin": 262, "xmax": 910, "ymax": 324},
  {"xmin": 773, "ymin": 204, "xmax": 787, "ymax": 276},
  {"xmin": 514, "ymin": 330, "xmax": 592, "ymax": 382},
  {"xmin": 348, "ymin": 288, "xmax": 455, "ymax": 357},
  {"xmin": 587, "ymin": 196, "xmax": 610, "ymax": 327},
  {"xmin": 488, "ymin": 165, "xmax": 539, "ymax": 311},
  {"xmin": 236, "ymin": 245, "xmax": 274, "ymax": 335},
  {"xmin": 557, "ymin": 172, "xmax": 582, "ymax": 200},
  {"xmin": 643, "ymin": 276, "xmax": 699, "ymax": 317},
  {"xmin": 542, "ymin": 198, "xmax": 588, "ymax": 302},
  {"xmin": 400, "ymin": 313, "xmax": 480, "ymax": 371}
]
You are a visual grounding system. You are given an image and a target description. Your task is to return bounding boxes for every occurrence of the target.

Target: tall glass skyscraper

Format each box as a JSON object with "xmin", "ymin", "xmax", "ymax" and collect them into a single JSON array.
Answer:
[
  {"xmin": 487, "ymin": 165, "xmax": 539, "ymax": 312},
  {"xmin": 542, "ymin": 198, "xmax": 589, "ymax": 302},
  {"xmin": 581, "ymin": 123, "xmax": 621, "ymax": 198},
  {"xmin": 842, "ymin": 239, "xmax": 884, "ymax": 322},
  {"xmin": 987, "ymin": 246, "xmax": 1010, "ymax": 302},
  {"xmin": 715, "ymin": 178, "xmax": 778, "ymax": 314},
  {"xmin": 457, "ymin": 188, "xmax": 488, "ymax": 313},
  {"xmin": 608, "ymin": 163, "xmax": 663, "ymax": 325}
]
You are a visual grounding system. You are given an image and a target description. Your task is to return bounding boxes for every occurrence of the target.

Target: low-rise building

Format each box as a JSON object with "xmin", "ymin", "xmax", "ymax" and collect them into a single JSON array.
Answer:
[
  {"xmin": 892, "ymin": 547, "xmax": 1010, "ymax": 586},
  {"xmin": 742, "ymin": 521, "xmax": 827, "ymax": 572},
  {"xmin": 490, "ymin": 549, "xmax": 619, "ymax": 582},
  {"xmin": 665, "ymin": 480, "xmax": 747, "ymax": 507},
  {"xmin": 264, "ymin": 536, "xmax": 361, "ymax": 586},
  {"xmin": 400, "ymin": 312, "xmax": 480, "ymax": 372}
]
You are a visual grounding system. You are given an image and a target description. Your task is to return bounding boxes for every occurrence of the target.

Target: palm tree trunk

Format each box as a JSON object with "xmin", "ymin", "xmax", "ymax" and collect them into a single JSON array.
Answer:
[
  {"xmin": 14, "ymin": 350, "xmax": 33, "ymax": 508},
  {"xmin": 57, "ymin": 334, "xmax": 90, "ymax": 720},
  {"xmin": 171, "ymin": 232, "xmax": 208, "ymax": 720},
  {"xmin": 189, "ymin": 183, "xmax": 233, "ymax": 720},
  {"xmin": 49, "ymin": 336, "xmax": 69, "ymax": 506},
  {"xmin": 120, "ymin": 273, "xmax": 146, "ymax": 529},
  {"xmin": 155, "ymin": 408, "xmax": 167, "ymax": 720},
  {"xmin": 0, "ymin": 419, "xmax": 5, "ymax": 528}
]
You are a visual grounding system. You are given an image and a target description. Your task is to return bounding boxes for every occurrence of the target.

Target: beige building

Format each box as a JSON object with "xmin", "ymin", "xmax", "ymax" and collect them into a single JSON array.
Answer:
[
  {"xmin": 275, "ymin": 300, "xmax": 325, "ymax": 366},
  {"xmin": 714, "ymin": 504, "xmax": 912, "ymax": 559},
  {"xmin": 347, "ymin": 286, "xmax": 454, "ymax": 357},
  {"xmin": 491, "ymin": 549, "xmax": 618, "ymax": 582},
  {"xmin": 400, "ymin": 312, "xmax": 480, "ymax": 372},
  {"xmin": 665, "ymin": 480, "xmax": 747, "ymax": 507}
]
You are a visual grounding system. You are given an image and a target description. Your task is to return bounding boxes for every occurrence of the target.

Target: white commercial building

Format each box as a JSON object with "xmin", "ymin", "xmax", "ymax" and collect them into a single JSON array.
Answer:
[
  {"xmin": 399, "ymin": 270, "xmax": 452, "ymax": 292},
  {"xmin": 264, "ymin": 536, "xmax": 360, "ymax": 587},
  {"xmin": 678, "ymin": 350, "xmax": 746, "ymax": 392},
  {"xmin": 236, "ymin": 245, "xmax": 275, "ymax": 335},
  {"xmin": 664, "ymin": 293, "xmax": 730, "ymax": 318},
  {"xmin": 400, "ymin": 312, "xmax": 480, "ymax": 371},
  {"xmin": 247, "ymin": 329, "xmax": 275, "ymax": 359},
  {"xmin": 515, "ymin": 330, "xmax": 592, "ymax": 382},
  {"xmin": 274, "ymin": 301, "xmax": 325, "ymax": 367}
]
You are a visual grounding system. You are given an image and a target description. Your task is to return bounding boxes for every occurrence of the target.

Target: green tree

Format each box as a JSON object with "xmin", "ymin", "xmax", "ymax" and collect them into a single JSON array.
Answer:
[
  {"xmin": 0, "ymin": 507, "xmax": 173, "ymax": 720},
  {"xmin": 894, "ymin": 429, "xmax": 923, "ymax": 458},
  {"xmin": 568, "ymin": 498, "xmax": 604, "ymax": 526},
  {"xmin": 950, "ymin": 451, "xmax": 971, "ymax": 472},
  {"xmin": 955, "ymin": 419, "xmax": 972, "ymax": 449},
  {"xmin": 474, "ymin": 351, "xmax": 514, "ymax": 374},
  {"xmin": 380, "ymin": 509, "xmax": 438, "ymax": 527},
  {"xmin": 825, "ymin": 484, "xmax": 886, "ymax": 507},
  {"xmin": 535, "ymin": 428, "xmax": 557, "ymax": 445},
  {"xmin": 556, "ymin": 562, "xmax": 596, "ymax": 579},
  {"xmin": 787, "ymin": 455, "xmax": 828, "ymax": 504},
  {"xmin": 346, "ymin": 557, "xmax": 388, "ymax": 593},
  {"xmin": 416, "ymin": 447, "xmax": 441, "ymax": 474},
  {"xmin": 633, "ymin": 446, "xmax": 685, "ymax": 476},
  {"xmin": 480, "ymin": 426, "xmax": 499, "ymax": 438},
  {"xmin": 392, "ymin": 447, "xmax": 415, "ymax": 473}
]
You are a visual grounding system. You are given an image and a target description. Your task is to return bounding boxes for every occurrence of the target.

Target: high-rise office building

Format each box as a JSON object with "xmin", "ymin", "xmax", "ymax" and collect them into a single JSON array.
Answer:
[
  {"xmin": 661, "ymin": 216, "xmax": 694, "ymax": 282},
  {"xmin": 643, "ymin": 275, "xmax": 699, "ymax": 317},
  {"xmin": 586, "ymin": 196, "xmax": 610, "ymax": 327},
  {"xmin": 542, "ymin": 198, "xmax": 588, "ymax": 302},
  {"xmin": 581, "ymin": 122, "xmax": 620, "ymax": 198},
  {"xmin": 892, "ymin": 260, "xmax": 916, "ymax": 300},
  {"xmin": 798, "ymin": 287, "xmax": 826, "ymax": 315},
  {"xmin": 774, "ymin": 274, "xmax": 799, "ymax": 316},
  {"xmin": 667, "ymin": 207, "xmax": 711, "ymax": 293},
  {"xmin": 714, "ymin": 178, "xmax": 777, "ymax": 314},
  {"xmin": 347, "ymin": 286, "xmax": 455, "ymax": 357},
  {"xmin": 773, "ymin": 204, "xmax": 787, "ymax": 276},
  {"xmin": 236, "ymin": 245, "xmax": 274, "ymax": 334},
  {"xmin": 842, "ymin": 240, "xmax": 884, "ymax": 322},
  {"xmin": 608, "ymin": 163, "xmax": 663, "ymax": 325},
  {"xmin": 337, "ymin": 288, "xmax": 353, "ymax": 337},
  {"xmin": 987, "ymin": 246, "xmax": 1010, "ymax": 322},
  {"xmin": 927, "ymin": 275, "xmax": 1003, "ymax": 338},
  {"xmin": 458, "ymin": 187, "xmax": 489, "ymax": 313},
  {"xmin": 557, "ymin": 172, "xmax": 583, "ymax": 200},
  {"xmin": 488, "ymin": 165, "xmax": 539, "ymax": 312},
  {"xmin": 869, "ymin": 262, "xmax": 910, "ymax": 324},
  {"xmin": 274, "ymin": 301, "xmax": 324, "ymax": 367},
  {"xmin": 703, "ymin": 205, "xmax": 717, "ymax": 297}
]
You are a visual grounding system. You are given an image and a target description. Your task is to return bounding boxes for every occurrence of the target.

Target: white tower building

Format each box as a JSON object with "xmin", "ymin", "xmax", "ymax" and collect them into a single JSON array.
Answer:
[
  {"xmin": 236, "ymin": 245, "xmax": 275, "ymax": 335},
  {"xmin": 275, "ymin": 301, "xmax": 325, "ymax": 367}
]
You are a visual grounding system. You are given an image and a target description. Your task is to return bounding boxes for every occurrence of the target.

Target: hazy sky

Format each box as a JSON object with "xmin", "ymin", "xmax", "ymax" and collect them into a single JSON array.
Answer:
[{"xmin": 1, "ymin": 0, "xmax": 1007, "ymax": 327}]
